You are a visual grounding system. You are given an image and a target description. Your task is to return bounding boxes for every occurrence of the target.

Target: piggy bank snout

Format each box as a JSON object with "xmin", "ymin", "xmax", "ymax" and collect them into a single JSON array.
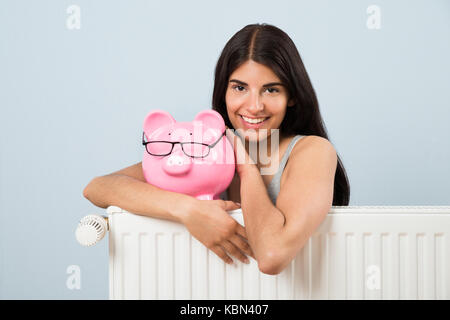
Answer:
[{"xmin": 162, "ymin": 151, "xmax": 193, "ymax": 175}]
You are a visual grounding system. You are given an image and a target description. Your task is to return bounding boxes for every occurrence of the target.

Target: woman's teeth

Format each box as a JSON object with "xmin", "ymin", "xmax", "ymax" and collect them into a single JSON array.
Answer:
[{"xmin": 241, "ymin": 115, "xmax": 268, "ymax": 124}]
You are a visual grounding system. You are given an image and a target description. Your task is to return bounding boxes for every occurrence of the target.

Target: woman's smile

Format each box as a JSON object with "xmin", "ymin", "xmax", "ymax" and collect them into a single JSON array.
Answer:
[{"xmin": 239, "ymin": 114, "xmax": 270, "ymax": 128}]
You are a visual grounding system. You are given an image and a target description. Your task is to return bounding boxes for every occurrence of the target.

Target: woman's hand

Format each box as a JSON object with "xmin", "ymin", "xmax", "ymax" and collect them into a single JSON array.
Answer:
[
  {"xmin": 225, "ymin": 126, "xmax": 253, "ymax": 177},
  {"xmin": 179, "ymin": 198, "xmax": 254, "ymax": 265}
]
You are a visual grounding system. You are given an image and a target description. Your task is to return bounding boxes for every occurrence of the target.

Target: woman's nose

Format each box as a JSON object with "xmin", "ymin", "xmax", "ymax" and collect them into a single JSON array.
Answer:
[{"xmin": 246, "ymin": 92, "xmax": 264, "ymax": 112}]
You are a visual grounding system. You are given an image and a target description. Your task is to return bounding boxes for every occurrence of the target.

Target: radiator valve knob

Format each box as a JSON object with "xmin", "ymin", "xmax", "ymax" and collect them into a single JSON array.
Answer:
[{"xmin": 75, "ymin": 215, "xmax": 108, "ymax": 246}]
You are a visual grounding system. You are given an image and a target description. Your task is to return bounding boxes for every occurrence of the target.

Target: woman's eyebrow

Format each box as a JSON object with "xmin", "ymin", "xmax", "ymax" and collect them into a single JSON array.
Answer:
[{"xmin": 229, "ymin": 79, "xmax": 284, "ymax": 87}]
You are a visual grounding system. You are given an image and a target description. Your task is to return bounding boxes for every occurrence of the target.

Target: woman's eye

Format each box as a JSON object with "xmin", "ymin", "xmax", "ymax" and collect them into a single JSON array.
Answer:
[
  {"xmin": 266, "ymin": 87, "xmax": 279, "ymax": 93},
  {"xmin": 232, "ymin": 85, "xmax": 245, "ymax": 92}
]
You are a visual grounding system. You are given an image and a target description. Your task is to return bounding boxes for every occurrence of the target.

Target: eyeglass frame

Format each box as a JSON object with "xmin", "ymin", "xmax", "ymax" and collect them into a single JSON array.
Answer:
[{"xmin": 142, "ymin": 130, "xmax": 226, "ymax": 158}]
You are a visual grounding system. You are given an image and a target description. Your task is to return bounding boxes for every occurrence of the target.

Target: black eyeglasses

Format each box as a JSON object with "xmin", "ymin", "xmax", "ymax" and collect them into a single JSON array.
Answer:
[{"xmin": 142, "ymin": 131, "xmax": 226, "ymax": 158}]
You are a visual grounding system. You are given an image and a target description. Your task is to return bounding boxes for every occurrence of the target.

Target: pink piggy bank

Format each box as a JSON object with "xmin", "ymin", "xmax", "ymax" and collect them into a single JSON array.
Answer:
[{"xmin": 142, "ymin": 109, "xmax": 235, "ymax": 200}]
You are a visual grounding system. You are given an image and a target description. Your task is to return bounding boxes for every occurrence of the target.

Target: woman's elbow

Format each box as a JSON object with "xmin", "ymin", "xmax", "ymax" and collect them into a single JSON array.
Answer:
[
  {"xmin": 83, "ymin": 176, "xmax": 100, "ymax": 199},
  {"xmin": 83, "ymin": 184, "xmax": 91, "ymax": 199},
  {"xmin": 257, "ymin": 250, "xmax": 287, "ymax": 275}
]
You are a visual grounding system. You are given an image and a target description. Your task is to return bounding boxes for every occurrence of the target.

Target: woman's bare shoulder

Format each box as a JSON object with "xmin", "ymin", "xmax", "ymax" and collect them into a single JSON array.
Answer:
[{"xmin": 291, "ymin": 135, "xmax": 333, "ymax": 155}]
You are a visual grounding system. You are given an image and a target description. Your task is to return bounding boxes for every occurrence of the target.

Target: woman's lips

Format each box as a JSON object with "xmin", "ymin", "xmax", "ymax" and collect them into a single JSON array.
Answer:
[{"xmin": 239, "ymin": 115, "xmax": 269, "ymax": 129}]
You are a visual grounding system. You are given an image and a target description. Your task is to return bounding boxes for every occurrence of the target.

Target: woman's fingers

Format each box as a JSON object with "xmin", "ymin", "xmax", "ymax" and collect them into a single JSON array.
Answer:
[
  {"xmin": 234, "ymin": 223, "xmax": 248, "ymax": 240},
  {"xmin": 225, "ymin": 129, "xmax": 243, "ymax": 157},
  {"xmin": 229, "ymin": 233, "xmax": 254, "ymax": 259},
  {"xmin": 220, "ymin": 240, "xmax": 249, "ymax": 264},
  {"xmin": 211, "ymin": 240, "xmax": 252, "ymax": 265},
  {"xmin": 229, "ymin": 218, "xmax": 255, "ymax": 258},
  {"xmin": 225, "ymin": 128, "xmax": 254, "ymax": 174},
  {"xmin": 223, "ymin": 200, "xmax": 241, "ymax": 211},
  {"xmin": 210, "ymin": 245, "xmax": 233, "ymax": 265},
  {"xmin": 184, "ymin": 198, "xmax": 255, "ymax": 265}
]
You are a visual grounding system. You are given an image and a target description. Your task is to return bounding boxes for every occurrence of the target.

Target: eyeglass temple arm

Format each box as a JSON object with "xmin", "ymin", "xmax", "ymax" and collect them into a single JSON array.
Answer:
[
  {"xmin": 208, "ymin": 131, "xmax": 226, "ymax": 148},
  {"xmin": 142, "ymin": 131, "xmax": 148, "ymax": 144}
]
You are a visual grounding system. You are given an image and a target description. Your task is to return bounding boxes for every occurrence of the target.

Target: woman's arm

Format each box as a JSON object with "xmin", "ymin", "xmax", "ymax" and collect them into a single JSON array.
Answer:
[
  {"xmin": 229, "ymin": 132, "xmax": 337, "ymax": 275},
  {"xmin": 83, "ymin": 162, "xmax": 193, "ymax": 222},
  {"xmin": 83, "ymin": 162, "xmax": 252, "ymax": 264}
]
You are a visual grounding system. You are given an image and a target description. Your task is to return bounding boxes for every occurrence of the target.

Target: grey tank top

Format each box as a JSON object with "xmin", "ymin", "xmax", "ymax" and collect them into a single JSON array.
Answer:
[{"xmin": 220, "ymin": 134, "xmax": 305, "ymax": 204}]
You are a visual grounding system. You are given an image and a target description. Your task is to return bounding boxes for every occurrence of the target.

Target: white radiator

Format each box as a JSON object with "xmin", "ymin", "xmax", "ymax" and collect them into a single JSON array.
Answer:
[
  {"xmin": 99, "ymin": 206, "xmax": 450, "ymax": 300},
  {"xmin": 69, "ymin": 205, "xmax": 450, "ymax": 299}
]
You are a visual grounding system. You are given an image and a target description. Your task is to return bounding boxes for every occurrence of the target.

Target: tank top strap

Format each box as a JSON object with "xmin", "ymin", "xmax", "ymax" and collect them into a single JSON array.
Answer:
[{"xmin": 269, "ymin": 135, "xmax": 304, "ymax": 185}]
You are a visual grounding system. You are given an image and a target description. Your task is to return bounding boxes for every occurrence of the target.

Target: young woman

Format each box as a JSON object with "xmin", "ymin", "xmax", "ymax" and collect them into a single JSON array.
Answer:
[{"xmin": 83, "ymin": 23, "xmax": 350, "ymax": 275}]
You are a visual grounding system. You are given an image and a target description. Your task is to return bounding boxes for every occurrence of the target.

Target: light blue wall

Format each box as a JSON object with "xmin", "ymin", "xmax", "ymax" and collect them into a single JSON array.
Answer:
[{"xmin": 0, "ymin": 0, "xmax": 449, "ymax": 299}]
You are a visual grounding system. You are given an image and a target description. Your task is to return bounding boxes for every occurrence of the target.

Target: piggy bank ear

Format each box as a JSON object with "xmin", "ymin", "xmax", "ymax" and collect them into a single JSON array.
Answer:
[
  {"xmin": 143, "ymin": 110, "xmax": 176, "ymax": 139},
  {"xmin": 194, "ymin": 110, "xmax": 225, "ymax": 133}
]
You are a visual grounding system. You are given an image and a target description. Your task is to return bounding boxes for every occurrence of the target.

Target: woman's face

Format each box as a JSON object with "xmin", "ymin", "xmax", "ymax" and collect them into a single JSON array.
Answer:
[{"xmin": 225, "ymin": 60, "xmax": 294, "ymax": 142}]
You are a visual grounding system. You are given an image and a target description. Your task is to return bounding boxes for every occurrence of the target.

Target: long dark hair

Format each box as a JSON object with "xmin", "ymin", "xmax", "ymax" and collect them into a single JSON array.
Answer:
[{"xmin": 212, "ymin": 23, "xmax": 350, "ymax": 206}]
